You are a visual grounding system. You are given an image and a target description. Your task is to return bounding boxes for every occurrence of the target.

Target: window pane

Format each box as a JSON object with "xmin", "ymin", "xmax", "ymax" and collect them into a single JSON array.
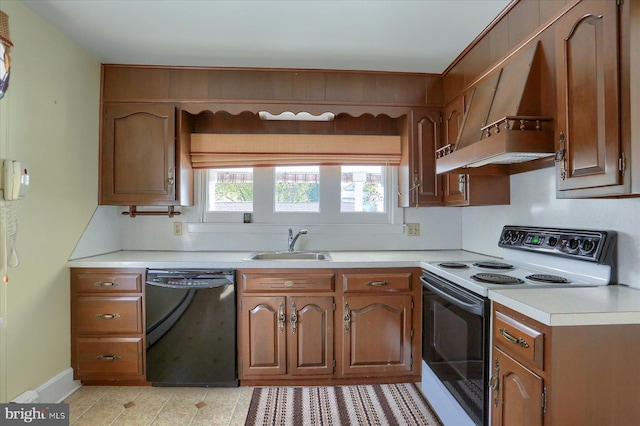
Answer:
[
  {"xmin": 207, "ymin": 168, "xmax": 253, "ymax": 212},
  {"xmin": 341, "ymin": 166, "xmax": 385, "ymax": 212},
  {"xmin": 274, "ymin": 166, "xmax": 319, "ymax": 212}
]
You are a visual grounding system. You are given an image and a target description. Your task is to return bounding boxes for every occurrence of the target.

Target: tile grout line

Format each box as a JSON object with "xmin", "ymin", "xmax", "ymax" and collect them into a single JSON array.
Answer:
[
  {"xmin": 72, "ymin": 390, "xmax": 107, "ymax": 425},
  {"xmin": 148, "ymin": 388, "xmax": 176, "ymax": 425}
]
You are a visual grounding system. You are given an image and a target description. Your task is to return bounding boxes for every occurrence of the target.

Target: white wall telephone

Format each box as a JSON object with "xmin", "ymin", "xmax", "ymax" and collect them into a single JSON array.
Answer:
[{"xmin": 1, "ymin": 159, "xmax": 29, "ymax": 201}]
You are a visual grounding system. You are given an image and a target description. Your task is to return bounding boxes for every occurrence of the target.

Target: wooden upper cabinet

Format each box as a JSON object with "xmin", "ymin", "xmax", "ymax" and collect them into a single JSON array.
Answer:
[
  {"xmin": 555, "ymin": 0, "xmax": 624, "ymax": 197},
  {"xmin": 442, "ymin": 97, "xmax": 467, "ymax": 205},
  {"xmin": 100, "ymin": 103, "xmax": 192, "ymax": 206},
  {"xmin": 409, "ymin": 109, "xmax": 443, "ymax": 206}
]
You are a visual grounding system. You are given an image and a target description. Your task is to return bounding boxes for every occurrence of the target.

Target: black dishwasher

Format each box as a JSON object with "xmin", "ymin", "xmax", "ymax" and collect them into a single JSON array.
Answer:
[{"xmin": 145, "ymin": 269, "xmax": 237, "ymax": 387}]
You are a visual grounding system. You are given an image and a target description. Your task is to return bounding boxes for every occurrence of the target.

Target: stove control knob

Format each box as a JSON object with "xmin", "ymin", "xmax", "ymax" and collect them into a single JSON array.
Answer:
[
  {"xmin": 547, "ymin": 236, "xmax": 558, "ymax": 247},
  {"xmin": 581, "ymin": 239, "xmax": 596, "ymax": 255},
  {"xmin": 568, "ymin": 238, "xmax": 580, "ymax": 251},
  {"xmin": 502, "ymin": 230, "xmax": 513, "ymax": 243}
]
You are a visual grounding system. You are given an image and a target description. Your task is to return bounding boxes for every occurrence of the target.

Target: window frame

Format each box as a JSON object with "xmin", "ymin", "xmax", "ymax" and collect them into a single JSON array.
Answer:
[{"xmin": 200, "ymin": 165, "xmax": 401, "ymax": 225}]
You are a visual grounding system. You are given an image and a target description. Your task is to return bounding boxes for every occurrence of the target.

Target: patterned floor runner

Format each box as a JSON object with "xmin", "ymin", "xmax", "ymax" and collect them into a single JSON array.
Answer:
[{"xmin": 245, "ymin": 383, "xmax": 443, "ymax": 426}]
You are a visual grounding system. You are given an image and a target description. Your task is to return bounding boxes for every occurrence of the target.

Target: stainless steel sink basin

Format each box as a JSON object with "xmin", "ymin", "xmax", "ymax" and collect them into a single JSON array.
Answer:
[{"xmin": 248, "ymin": 251, "xmax": 331, "ymax": 260}]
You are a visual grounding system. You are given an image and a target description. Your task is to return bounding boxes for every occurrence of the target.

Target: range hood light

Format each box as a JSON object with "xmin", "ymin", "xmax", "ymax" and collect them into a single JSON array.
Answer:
[{"xmin": 258, "ymin": 111, "xmax": 335, "ymax": 121}]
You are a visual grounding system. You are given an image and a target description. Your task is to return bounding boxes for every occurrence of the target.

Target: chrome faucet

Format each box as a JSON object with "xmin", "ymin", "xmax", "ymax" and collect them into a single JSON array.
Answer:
[{"xmin": 288, "ymin": 228, "xmax": 308, "ymax": 252}]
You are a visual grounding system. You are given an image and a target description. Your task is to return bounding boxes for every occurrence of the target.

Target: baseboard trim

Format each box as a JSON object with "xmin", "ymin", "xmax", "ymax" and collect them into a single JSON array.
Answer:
[{"xmin": 36, "ymin": 368, "xmax": 81, "ymax": 403}]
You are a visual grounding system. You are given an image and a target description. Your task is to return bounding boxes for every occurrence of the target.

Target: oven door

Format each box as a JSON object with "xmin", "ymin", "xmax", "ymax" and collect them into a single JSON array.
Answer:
[{"xmin": 421, "ymin": 270, "xmax": 490, "ymax": 426}]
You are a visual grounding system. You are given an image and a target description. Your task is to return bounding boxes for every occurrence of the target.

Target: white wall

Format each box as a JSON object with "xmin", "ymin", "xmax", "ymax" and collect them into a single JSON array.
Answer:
[
  {"xmin": 461, "ymin": 167, "xmax": 640, "ymax": 289},
  {"xmin": 0, "ymin": 1, "xmax": 100, "ymax": 402}
]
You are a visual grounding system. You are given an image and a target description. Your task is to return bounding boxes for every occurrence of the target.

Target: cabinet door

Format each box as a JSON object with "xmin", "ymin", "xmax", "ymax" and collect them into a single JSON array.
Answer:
[
  {"xmin": 442, "ymin": 97, "xmax": 468, "ymax": 205},
  {"xmin": 491, "ymin": 348, "xmax": 544, "ymax": 426},
  {"xmin": 289, "ymin": 296, "xmax": 334, "ymax": 376},
  {"xmin": 341, "ymin": 295, "xmax": 413, "ymax": 375},
  {"xmin": 555, "ymin": 0, "xmax": 621, "ymax": 194},
  {"xmin": 101, "ymin": 103, "xmax": 177, "ymax": 205},
  {"xmin": 240, "ymin": 296, "xmax": 287, "ymax": 377},
  {"xmin": 410, "ymin": 109, "xmax": 443, "ymax": 206}
]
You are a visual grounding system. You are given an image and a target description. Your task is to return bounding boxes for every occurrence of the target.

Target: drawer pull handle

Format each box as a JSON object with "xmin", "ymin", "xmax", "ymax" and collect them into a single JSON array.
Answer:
[
  {"xmin": 284, "ymin": 280, "xmax": 294, "ymax": 287},
  {"xmin": 367, "ymin": 281, "xmax": 390, "ymax": 287},
  {"xmin": 499, "ymin": 327, "xmax": 530, "ymax": 348},
  {"xmin": 344, "ymin": 304, "xmax": 351, "ymax": 332},
  {"xmin": 489, "ymin": 374, "xmax": 499, "ymax": 391},
  {"xmin": 278, "ymin": 303, "xmax": 286, "ymax": 332},
  {"xmin": 97, "ymin": 355, "xmax": 122, "ymax": 361},
  {"xmin": 96, "ymin": 313, "xmax": 121, "ymax": 320},
  {"xmin": 95, "ymin": 281, "xmax": 118, "ymax": 287},
  {"xmin": 290, "ymin": 302, "xmax": 297, "ymax": 333}
]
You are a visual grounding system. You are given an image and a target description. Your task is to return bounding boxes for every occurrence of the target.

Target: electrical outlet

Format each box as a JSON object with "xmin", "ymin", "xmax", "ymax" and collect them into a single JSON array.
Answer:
[
  {"xmin": 406, "ymin": 223, "xmax": 420, "ymax": 236},
  {"xmin": 173, "ymin": 222, "xmax": 183, "ymax": 236}
]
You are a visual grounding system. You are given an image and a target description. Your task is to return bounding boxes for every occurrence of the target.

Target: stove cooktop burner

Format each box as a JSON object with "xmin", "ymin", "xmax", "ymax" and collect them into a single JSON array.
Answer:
[
  {"xmin": 473, "ymin": 261, "xmax": 514, "ymax": 270},
  {"xmin": 526, "ymin": 274, "xmax": 570, "ymax": 284},
  {"xmin": 438, "ymin": 262, "xmax": 469, "ymax": 269},
  {"xmin": 471, "ymin": 273, "xmax": 524, "ymax": 285}
]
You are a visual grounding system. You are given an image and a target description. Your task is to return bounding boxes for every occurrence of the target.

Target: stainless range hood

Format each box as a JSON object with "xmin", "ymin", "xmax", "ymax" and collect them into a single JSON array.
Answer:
[{"xmin": 437, "ymin": 42, "xmax": 555, "ymax": 175}]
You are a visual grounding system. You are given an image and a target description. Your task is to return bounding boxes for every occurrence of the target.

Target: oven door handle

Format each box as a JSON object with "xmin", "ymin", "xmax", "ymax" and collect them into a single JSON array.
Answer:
[{"xmin": 420, "ymin": 276, "xmax": 484, "ymax": 316}]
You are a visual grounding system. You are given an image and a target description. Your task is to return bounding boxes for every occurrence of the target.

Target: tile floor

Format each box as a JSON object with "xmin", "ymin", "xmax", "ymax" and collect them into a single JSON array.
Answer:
[{"xmin": 64, "ymin": 385, "xmax": 253, "ymax": 426}]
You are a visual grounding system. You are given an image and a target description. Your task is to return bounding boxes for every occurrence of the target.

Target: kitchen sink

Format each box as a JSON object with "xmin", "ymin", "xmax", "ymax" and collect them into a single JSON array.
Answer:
[{"xmin": 247, "ymin": 251, "xmax": 331, "ymax": 261}]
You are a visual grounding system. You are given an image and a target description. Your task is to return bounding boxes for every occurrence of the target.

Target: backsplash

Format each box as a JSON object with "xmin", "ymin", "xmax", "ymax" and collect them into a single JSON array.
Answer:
[{"xmin": 461, "ymin": 167, "xmax": 640, "ymax": 289}]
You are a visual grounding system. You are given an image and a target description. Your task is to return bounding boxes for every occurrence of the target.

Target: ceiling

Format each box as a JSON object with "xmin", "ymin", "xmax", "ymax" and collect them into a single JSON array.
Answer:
[{"xmin": 21, "ymin": 0, "xmax": 511, "ymax": 74}]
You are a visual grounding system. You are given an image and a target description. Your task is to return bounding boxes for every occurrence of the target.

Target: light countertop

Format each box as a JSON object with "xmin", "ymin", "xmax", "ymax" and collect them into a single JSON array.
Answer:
[
  {"xmin": 489, "ymin": 285, "xmax": 640, "ymax": 326},
  {"xmin": 68, "ymin": 250, "xmax": 640, "ymax": 327},
  {"xmin": 66, "ymin": 249, "xmax": 495, "ymax": 269}
]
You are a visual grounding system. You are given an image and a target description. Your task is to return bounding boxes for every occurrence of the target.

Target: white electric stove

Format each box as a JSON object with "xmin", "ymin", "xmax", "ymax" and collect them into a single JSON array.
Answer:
[
  {"xmin": 422, "ymin": 225, "xmax": 617, "ymax": 297},
  {"xmin": 420, "ymin": 225, "xmax": 617, "ymax": 426}
]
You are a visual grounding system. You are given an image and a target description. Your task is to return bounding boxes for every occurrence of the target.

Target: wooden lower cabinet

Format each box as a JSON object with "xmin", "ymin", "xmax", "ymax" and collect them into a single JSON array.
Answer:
[
  {"xmin": 238, "ymin": 268, "xmax": 421, "ymax": 385},
  {"xmin": 240, "ymin": 295, "xmax": 334, "ymax": 379},
  {"xmin": 491, "ymin": 303, "xmax": 640, "ymax": 425},
  {"xmin": 491, "ymin": 348, "xmax": 543, "ymax": 426},
  {"xmin": 341, "ymin": 294, "xmax": 413, "ymax": 376},
  {"xmin": 70, "ymin": 268, "xmax": 147, "ymax": 384}
]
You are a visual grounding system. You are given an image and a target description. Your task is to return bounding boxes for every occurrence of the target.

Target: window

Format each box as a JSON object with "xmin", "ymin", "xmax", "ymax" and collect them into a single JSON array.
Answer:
[
  {"xmin": 206, "ymin": 168, "xmax": 253, "ymax": 212},
  {"xmin": 340, "ymin": 166, "xmax": 384, "ymax": 213},
  {"xmin": 275, "ymin": 166, "xmax": 320, "ymax": 212},
  {"xmin": 203, "ymin": 165, "xmax": 396, "ymax": 225}
]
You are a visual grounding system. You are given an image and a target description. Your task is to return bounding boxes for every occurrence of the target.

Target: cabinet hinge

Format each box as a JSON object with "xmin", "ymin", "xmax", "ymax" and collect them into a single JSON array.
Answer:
[
  {"xmin": 617, "ymin": 0, "xmax": 623, "ymax": 8},
  {"xmin": 410, "ymin": 357, "xmax": 413, "ymax": 368},
  {"xmin": 332, "ymin": 359, "xmax": 336, "ymax": 369},
  {"xmin": 410, "ymin": 329, "xmax": 414, "ymax": 338},
  {"xmin": 542, "ymin": 387, "xmax": 547, "ymax": 414},
  {"xmin": 333, "ymin": 302, "xmax": 336, "ymax": 311},
  {"xmin": 619, "ymin": 152, "xmax": 626, "ymax": 174},
  {"xmin": 411, "ymin": 299, "xmax": 414, "ymax": 310}
]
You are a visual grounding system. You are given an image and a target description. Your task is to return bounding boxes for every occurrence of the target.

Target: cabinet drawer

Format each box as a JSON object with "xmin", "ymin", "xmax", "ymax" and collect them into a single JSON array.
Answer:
[
  {"xmin": 75, "ymin": 337, "xmax": 144, "ymax": 378},
  {"xmin": 241, "ymin": 272, "xmax": 335, "ymax": 292},
  {"xmin": 74, "ymin": 297, "xmax": 143, "ymax": 334},
  {"xmin": 494, "ymin": 311, "xmax": 544, "ymax": 369},
  {"xmin": 72, "ymin": 269, "xmax": 143, "ymax": 293},
  {"xmin": 342, "ymin": 271, "xmax": 412, "ymax": 292}
]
